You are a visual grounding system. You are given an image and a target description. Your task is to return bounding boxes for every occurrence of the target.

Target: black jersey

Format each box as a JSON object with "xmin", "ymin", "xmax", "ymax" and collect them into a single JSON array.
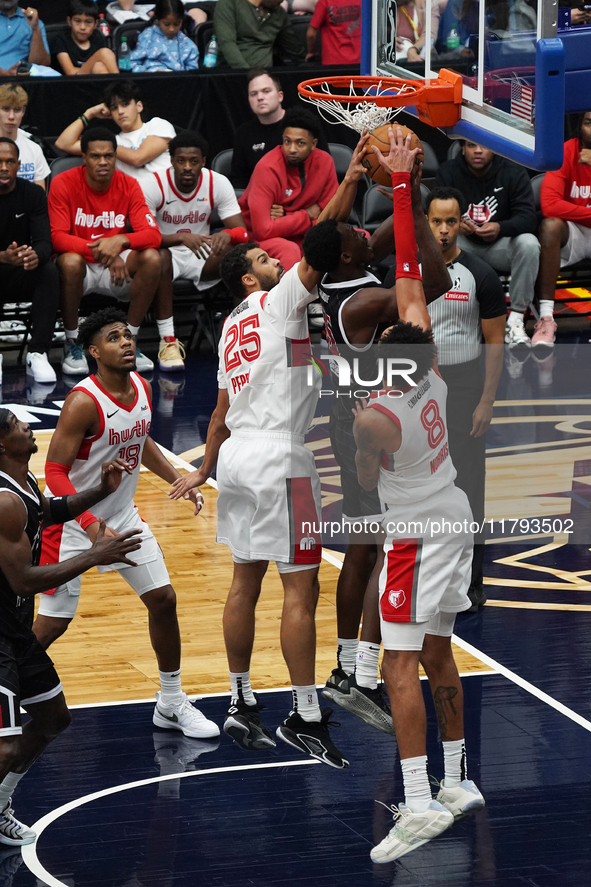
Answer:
[
  {"xmin": 0, "ymin": 470, "xmax": 44, "ymax": 639},
  {"xmin": 318, "ymin": 271, "xmax": 383, "ymax": 421}
]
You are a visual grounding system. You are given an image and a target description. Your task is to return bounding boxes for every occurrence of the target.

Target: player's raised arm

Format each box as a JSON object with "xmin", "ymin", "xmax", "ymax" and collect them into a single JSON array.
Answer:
[{"xmin": 373, "ymin": 127, "xmax": 431, "ymax": 332}]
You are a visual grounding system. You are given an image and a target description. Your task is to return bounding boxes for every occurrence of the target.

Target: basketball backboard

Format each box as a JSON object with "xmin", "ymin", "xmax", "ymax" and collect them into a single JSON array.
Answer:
[{"xmin": 361, "ymin": 0, "xmax": 591, "ymax": 170}]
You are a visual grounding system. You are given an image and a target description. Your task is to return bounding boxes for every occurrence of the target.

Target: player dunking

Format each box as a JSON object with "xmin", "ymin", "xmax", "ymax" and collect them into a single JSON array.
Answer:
[
  {"xmin": 0, "ymin": 408, "xmax": 141, "ymax": 846},
  {"xmin": 353, "ymin": 130, "xmax": 484, "ymax": 862},
  {"xmin": 32, "ymin": 308, "xmax": 219, "ymax": 740},
  {"xmin": 170, "ymin": 224, "xmax": 350, "ymax": 768}
]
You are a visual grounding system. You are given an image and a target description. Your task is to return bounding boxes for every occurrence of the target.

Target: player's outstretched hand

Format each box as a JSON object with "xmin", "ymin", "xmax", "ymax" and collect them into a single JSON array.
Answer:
[
  {"xmin": 186, "ymin": 488, "xmax": 205, "ymax": 516},
  {"xmin": 91, "ymin": 520, "xmax": 141, "ymax": 567},
  {"xmin": 351, "ymin": 397, "xmax": 368, "ymax": 418},
  {"xmin": 373, "ymin": 126, "xmax": 420, "ymax": 176},
  {"xmin": 99, "ymin": 457, "xmax": 133, "ymax": 497},
  {"xmin": 346, "ymin": 130, "xmax": 370, "ymax": 183},
  {"xmin": 169, "ymin": 469, "xmax": 207, "ymax": 515}
]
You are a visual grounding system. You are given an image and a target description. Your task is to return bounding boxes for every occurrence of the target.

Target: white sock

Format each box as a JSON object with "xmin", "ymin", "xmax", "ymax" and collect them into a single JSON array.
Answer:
[
  {"xmin": 355, "ymin": 641, "xmax": 380, "ymax": 689},
  {"xmin": 337, "ymin": 637, "xmax": 358, "ymax": 675},
  {"xmin": 401, "ymin": 755, "xmax": 432, "ymax": 813},
  {"xmin": 229, "ymin": 671, "xmax": 256, "ymax": 706},
  {"xmin": 0, "ymin": 771, "xmax": 25, "ymax": 809},
  {"xmin": 291, "ymin": 684, "xmax": 321, "ymax": 722},
  {"xmin": 65, "ymin": 328, "xmax": 78, "ymax": 343},
  {"xmin": 157, "ymin": 317, "xmax": 175, "ymax": 339},
  {"xmin": 508, "ymin": 310, "xmax": 523, "ymax": 325},
  {"xmin": 158, "ymin": 669, "xmax": 184, "ymax": 707},
  {"xmin": 128, "ymin": 323, "xmax": 140, "ymax": 337},
  {"xmin": 539, "ymin": 300, "xmax": 554, "ymax": 319},
  {"xmin": 442, "ymin": 739, "xmax": 467, "ymax": 787}
]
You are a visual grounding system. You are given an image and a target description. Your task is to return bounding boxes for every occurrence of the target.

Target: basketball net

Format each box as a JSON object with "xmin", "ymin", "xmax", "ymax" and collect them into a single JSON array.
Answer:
[{"xmin": 299, "ymin": 79, "xmax": 416, "ymax": 134}]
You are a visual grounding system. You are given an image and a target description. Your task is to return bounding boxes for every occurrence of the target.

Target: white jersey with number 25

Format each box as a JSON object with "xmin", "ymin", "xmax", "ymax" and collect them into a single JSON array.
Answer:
[{"xmin": 217, "ymin": 265, "xmax": 320, "ymax": 437}]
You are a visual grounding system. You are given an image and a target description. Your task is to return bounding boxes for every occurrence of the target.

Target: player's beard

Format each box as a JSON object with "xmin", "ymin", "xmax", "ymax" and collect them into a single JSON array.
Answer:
[{"xmin": 259, "ymin": 271, "xmax": 282, "ymax": 291}]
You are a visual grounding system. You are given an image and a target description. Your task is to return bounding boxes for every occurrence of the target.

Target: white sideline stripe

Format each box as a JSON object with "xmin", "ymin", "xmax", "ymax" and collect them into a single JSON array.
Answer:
[
  {"xmin": 23, "ymin": 759, "xmax": 319, "ymax": 887},
  {"xmin": 451, "ymin": 634, "xmax": 591, "ymax": 733}
]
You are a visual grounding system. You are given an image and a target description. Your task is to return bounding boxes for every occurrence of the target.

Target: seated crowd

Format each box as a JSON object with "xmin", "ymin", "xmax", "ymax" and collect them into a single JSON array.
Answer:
[{"xmin": 0, "ymin": 57, "xmax": 590, "ymax": 390}]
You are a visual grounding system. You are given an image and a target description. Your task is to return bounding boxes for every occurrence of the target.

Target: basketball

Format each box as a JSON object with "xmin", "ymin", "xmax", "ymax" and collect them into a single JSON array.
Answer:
[{"xmin": 362, "ymin": 124, "xmax": 424, "ymax": 187}]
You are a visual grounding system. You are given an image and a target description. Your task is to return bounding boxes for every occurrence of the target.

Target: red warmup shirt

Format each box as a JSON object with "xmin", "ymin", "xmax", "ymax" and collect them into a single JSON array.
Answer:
[
  {"xmin": 310, "ymin": 0, "xmax": 361, "ymax": 65},
  {"xmin": 541, "ymin": 137, "xmax": 591, "ymax": 228},
  {"xmin": 238, "ymin": 146, "xmax": 338, "ymax": 246},
  {"xmin": 48, "ymin": 166, "xmax": 161, "ymax": 262}
]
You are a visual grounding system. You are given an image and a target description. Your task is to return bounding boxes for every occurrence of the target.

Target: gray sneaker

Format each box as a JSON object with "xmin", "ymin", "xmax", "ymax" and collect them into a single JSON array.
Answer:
[
  {"xmin": 135, "ymin": 345, "xmax": 154, "ymax": 373},
  {"xmin": 0, "ymin": 801, "xmax": 36, "ymax": 846},
  {"xmin": 322, "ymin": 670, "xmax": 394, "ymax": 734},
  {"xmin": 62, "ymin": 342, "xmax": 88, "ymax": 375}
]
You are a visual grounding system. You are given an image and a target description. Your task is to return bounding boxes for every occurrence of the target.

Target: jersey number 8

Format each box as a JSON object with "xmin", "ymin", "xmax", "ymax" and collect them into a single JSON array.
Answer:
[{"xmin": 420, "ymin": 399, "xmax": 445, "ymax": 449}]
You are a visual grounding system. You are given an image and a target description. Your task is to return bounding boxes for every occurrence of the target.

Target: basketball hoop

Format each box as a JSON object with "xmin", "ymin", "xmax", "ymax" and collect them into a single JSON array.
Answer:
[{"xmin": 298, "ymin": 69, "xmax": 463, "ymax": 131}]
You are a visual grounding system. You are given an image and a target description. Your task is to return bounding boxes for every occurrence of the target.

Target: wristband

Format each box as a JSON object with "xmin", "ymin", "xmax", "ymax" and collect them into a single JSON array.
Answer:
[
  {"xmin": 223, "ymin": 227, "xmax": 248, "ymax": 245},
  {"xmin": 49, "ymin": 496, "xmax": 73, "ymax": 525},
  {"xmin": 78, "ymin": 114, "xmax": 89, "ymax": 128}
]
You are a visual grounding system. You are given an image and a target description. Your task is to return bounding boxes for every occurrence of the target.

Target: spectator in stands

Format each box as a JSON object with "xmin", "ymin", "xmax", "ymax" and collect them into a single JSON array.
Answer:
[
  {"xmin": 0, "ymin": 84, "xmax": 49, "ymax": 189},
  {"xmin": 0, "ymin": 2, "xmax": 50, "ymax": 75},
  {"xmin": 238, "ymin": 107, "xmax": 338, "ymax": 268},
  {"xmin": 425, "ymin": 186, "xmax": 506, "ymax": 612},
  {"xmin": 48, "ymin": 127, "xmax": 163, "ymax": 376},
  {"xmin": 214, "ymin": 0, "xmax": 305, "ymax": 68},
  {"xmin": 107, "ymin": 0, "xmax": 208, "ymax": 28},
  {"xmin": 395, "ymin": 0, "xmax": 426, "ymax": 62},
  {"xmin": 143, "ymin": 130, "xmax": 247, "ymax": 370},
  {"xmin": 130, "ymin": 0, "xmax": 199, "ymax": 72},
  {"xmin": 55, "ymin": 80, "xmax": 176, "ymax": 190},
  {"xmin": 0, "ymin": 138, "xmax": 58, "ymax": 384},
  {"xmin": 436, "ymin": 141, "xmax": 539, "ymax": 348},
  {"xmin": 231, "ymin": 69, "xmax": 329, "ymax": 189},
  {"xmin": 306, "ymin": 0, "xmax": 360, "ymax": 64},
  {"xmin": 560, "ymin": 0, "xmax": 591, "ymax": 26},
  {"xmin": 534, "ymin": 111, "xmax": 591, "ymax": 349},
  {"xmin": 54, "ymin": 0, "xmax": 118, "ymax": 75}
]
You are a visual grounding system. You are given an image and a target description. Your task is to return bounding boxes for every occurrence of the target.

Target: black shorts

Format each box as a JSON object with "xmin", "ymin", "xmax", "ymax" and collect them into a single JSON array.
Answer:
[
  {"xmin": 0, "ymin": 632, "xmax": 62, "ymax": 736},
  {"xmin": 329, "ymin": 411, "xmax": 384, "ymax": 524}
]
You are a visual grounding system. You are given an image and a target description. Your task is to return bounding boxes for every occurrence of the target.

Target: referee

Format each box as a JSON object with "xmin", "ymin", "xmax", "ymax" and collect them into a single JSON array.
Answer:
[{"xmin": 425, "ymin": 187, "xmax": 507, "ymax": 612}]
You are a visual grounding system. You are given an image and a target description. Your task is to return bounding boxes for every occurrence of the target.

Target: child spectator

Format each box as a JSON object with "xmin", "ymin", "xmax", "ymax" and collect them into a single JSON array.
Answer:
[
  {"xmin": 306, "ymin": 0, "xmax": 361, "ymax": 64},
  {"xmin": 54, "ymin": 0, "xmax": 119, "ymax": 75},
  {"xmin": 0, "ymin": 84, "xmax": 49, "ymax": 189},
  {"xmin": 130, "ymin": 0, "xmax": 198, "ymax": 72}
]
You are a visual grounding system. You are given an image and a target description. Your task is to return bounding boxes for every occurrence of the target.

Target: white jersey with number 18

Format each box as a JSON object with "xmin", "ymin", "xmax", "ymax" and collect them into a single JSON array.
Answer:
[{"xmin": 217, "ymin": 264, "xmax": 320, "ymax": 437}]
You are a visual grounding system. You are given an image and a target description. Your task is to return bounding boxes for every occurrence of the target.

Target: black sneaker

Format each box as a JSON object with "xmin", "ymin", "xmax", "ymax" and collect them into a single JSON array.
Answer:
[
  {"xmin": 276, "ymin": 709, "xmax": 349, "ymax": 769},
  {"xmin": 321, "ymin": 666, "xmax": 350, "ymax": 703},
  {"xmin": 325, "ymin": 672, "xmax": 395, "ymax": 735},
  {"xmin": 223, "ymin": 697, "xmax": 276, "ymax": 751},
  {"xmin": 467, "ymin": 585, "xmax": 487, "ymax": 613}
]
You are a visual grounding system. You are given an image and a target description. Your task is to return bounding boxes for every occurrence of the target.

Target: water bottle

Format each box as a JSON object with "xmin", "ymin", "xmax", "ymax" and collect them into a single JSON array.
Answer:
[
  {"xmin": 98, "ymin": 13, "xmax": 110, "ymax": 38},
  {"xmin": 119, "ymin": 36, "xmax": 131, "ymax": 71},
  {"xmin": 446, "ymin": 27, "xmax": 460, "ymax": 51},
  {"xmin": 203, "ymin": 35, "xmax": 218, "ymax": 68}
]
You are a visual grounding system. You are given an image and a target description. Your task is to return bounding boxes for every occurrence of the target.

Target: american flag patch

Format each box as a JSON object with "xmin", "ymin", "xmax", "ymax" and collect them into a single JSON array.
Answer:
[{"xmin": 510, "ymin": 78, "xmax": 533, "ymax": 123}]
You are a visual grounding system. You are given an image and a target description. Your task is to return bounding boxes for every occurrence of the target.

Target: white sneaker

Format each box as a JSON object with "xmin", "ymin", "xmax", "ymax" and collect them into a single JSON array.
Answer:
[
  {"xmin": 370, "ymin": 800, "xmax": 453, "ymax": 863},
  {"xmin": 436, "ymin": 779, "xmax": 485, "ymax": 821},
  {"xmin": 153, "ymin": 691, "xmax": 220, "ymax": 739},
  {"xmin": 25, "ymin": 352, "xmax": 57, "ymax": 384},
  {"xmin": 134, "ymin": 345, "xmax": 154, "ymax": 373},
  {"xmin": 504, "ymin": 316, "xmax": 531, "ymax": 348},
  {"xmin": 62, "ymin": 342, "xmax": 89, "ymax": 375},
  {"xmin": 0, "ymin": 801, "xmax": 37, "ymax": 846}
]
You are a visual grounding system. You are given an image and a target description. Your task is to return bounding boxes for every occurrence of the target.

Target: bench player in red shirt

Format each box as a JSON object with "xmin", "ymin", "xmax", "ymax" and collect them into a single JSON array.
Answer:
[{"xmin": 49, "ymin": 126, "xmax": 176, "ymax": 376}]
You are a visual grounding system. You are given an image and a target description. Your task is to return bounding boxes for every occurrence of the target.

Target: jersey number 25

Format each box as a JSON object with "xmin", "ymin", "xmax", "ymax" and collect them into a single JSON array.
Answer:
[{"xmin": 224, "ymin": 316, "xmax": 261, "ymax": 373}]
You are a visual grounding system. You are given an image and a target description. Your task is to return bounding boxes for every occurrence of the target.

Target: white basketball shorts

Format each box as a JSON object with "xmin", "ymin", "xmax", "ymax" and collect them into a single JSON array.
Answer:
[
  {"xmin": 170, "ymin": 244, "xmax": 218, "ymax": 291},
  {"xmin": 216, "ymin": 431, "xmax": 322, "ymax": 568},
  {"xmin": 561, "ymin": 222, "xmax": 591, "ymax": 267},
  {"xmin": 378, "ymin": 484, "xmax": 473, "ymax": 650},
  {"xmin": 83, "ymin": 249, "xmax": 133, "ymax": 300},
  {"xmin": 38, "ymin": 501, "xmax": 170, "ymax": 620}
]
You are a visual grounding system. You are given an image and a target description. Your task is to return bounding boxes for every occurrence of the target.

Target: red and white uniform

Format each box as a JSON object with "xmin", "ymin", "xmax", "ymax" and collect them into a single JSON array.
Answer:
[
  {"xmin": 367, "ymin": 369, "xmax": 472, "ymax": 639},
  {"xmin": 216, "ymin": 264, "xmax": 322, "ymax": 568},
  {"xmin": 143, "ymin": 167, "xmax": 241, "ymax": 288},
  {"xmin": 541, "ymin": 137, "xmax": 591, "ymax": 266},
  {"xmin": 39, "ymin": 373, "xmax": 169, "ymax": 619}
]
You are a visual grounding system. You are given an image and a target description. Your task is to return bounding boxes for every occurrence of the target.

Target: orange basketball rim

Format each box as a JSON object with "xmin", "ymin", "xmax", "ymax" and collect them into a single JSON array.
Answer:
[{"xmin": 298, "ymin": 69, "xmax": 463, "ymax": 130}]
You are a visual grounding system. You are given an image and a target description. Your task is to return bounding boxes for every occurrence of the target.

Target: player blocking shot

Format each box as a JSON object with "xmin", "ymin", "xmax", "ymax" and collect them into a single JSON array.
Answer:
[
  {"xmin": 170, "ymin": 223, "xmax": 353, "ymax": 769},
  {"xmin": 0, "ymin": 409, "xmax": 142, "ymax": 846},
  {"xmin": 32, "ymin": 309, "xmax": 219, "ymax": 741},
  {"xmin": 351, "ymin": 129, "xmax": 485, "ymax": 862}
]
